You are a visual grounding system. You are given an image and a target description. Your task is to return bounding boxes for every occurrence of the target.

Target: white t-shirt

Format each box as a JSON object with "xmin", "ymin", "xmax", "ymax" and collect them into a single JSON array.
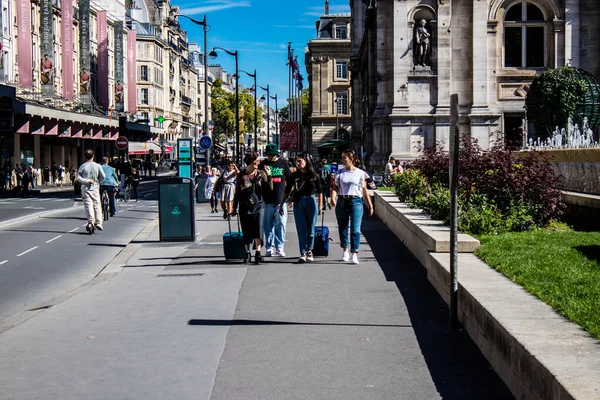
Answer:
[
  {"xmin": 385, "ymin": 162, "xmax": 394, "ymax": 177},
  {"xmin": 335, "ymin": 167, "xmax": 366, "ymax": 197}
]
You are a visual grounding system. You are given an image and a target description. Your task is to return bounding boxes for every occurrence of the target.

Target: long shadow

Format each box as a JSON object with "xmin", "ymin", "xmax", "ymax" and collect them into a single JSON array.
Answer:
[
  {"xmin": 125, "ymin": 209, "xmax": 158, "ymax": 213},
  {"xmin": 87, "ymin": 243, "xmax": 127, "ymax": 248},
  {"xmin": 575, "ymin": 245, "xmax": 600, "ymax": 263},
  {"xmin": 139, "ymin": 255, "xmax": 224, "ymax": 260},
  {"xmin": 361, "ymin": 217, "xmax": 514, "ymax": 399},
  {"xmin": 188, "ymin": 318, "xmax": 412, "ymax": 328},
  {"xmin": 111, "ymin": 216, "xmax": 155, "ymax": 221}
]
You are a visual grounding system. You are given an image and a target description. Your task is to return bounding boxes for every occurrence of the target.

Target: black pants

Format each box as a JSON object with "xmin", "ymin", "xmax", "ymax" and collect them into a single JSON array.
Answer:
[
  {"xmin": 131, "ymin": 183, "xmax": 139, "ymax": 200},
  {"xmin": 210, "ymin": 192, "xmax": 218, "ymax": 209}
]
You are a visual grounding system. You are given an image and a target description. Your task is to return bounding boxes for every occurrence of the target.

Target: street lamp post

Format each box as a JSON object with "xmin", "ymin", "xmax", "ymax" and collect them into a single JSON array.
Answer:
[
  {"xmin": 209, "ymin": 47, "xmax": 240, "ymax": 164},
  {"xmin": 258, "ymin": 84, "xmax": 270, "ymax": 144},
  {"xmin": 240, "ymin": 69, "xmax": 258, "ymax": 152},
  {"xmin": 334, "ymin": 96, "xmax": 339, "ymax": 140},
  {"xmin": 171, "ymin": 14, "xmax": 209, "ymax": 165},
  {"xmin": 270, "ymin": 93, "xmax": 278, "ymax": 148}
]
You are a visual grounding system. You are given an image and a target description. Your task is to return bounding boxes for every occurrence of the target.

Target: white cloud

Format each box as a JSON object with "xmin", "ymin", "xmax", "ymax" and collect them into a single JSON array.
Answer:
[
  {"xmin": 274, "ymin": 25, "xmax": 315, "ymax": 29},
  {"xmin": 180, "ymin": 1, "xmax": 251, "ymax": 16},
  {"xmin": 304, "ymin": 4, "xmax": 349, "ymax": 16}
]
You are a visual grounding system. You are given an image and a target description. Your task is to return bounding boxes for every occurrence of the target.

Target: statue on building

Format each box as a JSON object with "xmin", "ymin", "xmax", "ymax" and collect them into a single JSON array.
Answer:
[{"xmin": 415, "ymin": 19, "xmax": 431, "ymax": 67}]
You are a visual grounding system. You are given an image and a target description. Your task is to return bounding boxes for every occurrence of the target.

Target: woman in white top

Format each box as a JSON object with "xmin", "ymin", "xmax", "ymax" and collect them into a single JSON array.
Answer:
[
  {"xmin": 331, "ymin": 150, "xmax": 374, "ymax": 264},
  {"xmin": 204, "ymin": 168, "xmax": 219, "ymax": 213}
]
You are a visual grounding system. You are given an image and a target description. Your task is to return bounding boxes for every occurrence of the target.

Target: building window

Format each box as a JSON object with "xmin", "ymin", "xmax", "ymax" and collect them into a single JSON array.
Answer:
[
  {"xmin": 335, "ymin": 92, "xmax": 348, "ymax": 115},
  {"xmin": 141, "ymin": 88, "xmax": 149, "ymax": 105},
  {"xmin": 139, "ymin": 65, "xmax": 149, "ymax": 81},
  {"xmin": 336, "ymin": 61, "xmax": 348, "ymax": 80},
  {"xmin": 335, "ymin": 24, "xmax": 347, "ymax": 39},
  {"xmin": 504, "ymin": 1, "xmax": 546, "ymax": 68}
]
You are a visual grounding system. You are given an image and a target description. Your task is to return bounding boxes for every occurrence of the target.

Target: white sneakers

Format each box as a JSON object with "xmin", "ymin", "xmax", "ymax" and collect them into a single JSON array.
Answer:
[
  {"xmin": 298, "ymin": 254, "xmax": 307, "ymax": 263},
  {"xmin": 341, "ymin": 250, "xmax": 350, "ymax": 262},
  {"xmin": 276, "ymin": 249, "xmax": 286, "ymax": 257},
  {"xmin": 306, "ymin": 251, "xmax": 314, "ymax": 262},
  {"xmin": 341, "ymin": 250, "xmax": 359, "ymax": 264}
]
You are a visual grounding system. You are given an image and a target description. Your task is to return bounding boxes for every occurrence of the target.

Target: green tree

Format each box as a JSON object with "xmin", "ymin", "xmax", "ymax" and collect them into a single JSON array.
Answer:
[
  {"xmin": 239, "ymin": 89, "xmax": 263, "ymax": 134},
  {"xmin": 211, "ymin": 79, "xmax": 235, "ymax": 139},
  {"xmin": 525, "ymin": 67, "xmax": 587, "ymax": 137}
]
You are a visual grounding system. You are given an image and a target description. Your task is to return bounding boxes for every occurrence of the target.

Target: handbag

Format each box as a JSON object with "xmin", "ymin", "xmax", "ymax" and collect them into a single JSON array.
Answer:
[{"xmin": 242, "ymin": 174, "xmax": 264, "ymax": 215}]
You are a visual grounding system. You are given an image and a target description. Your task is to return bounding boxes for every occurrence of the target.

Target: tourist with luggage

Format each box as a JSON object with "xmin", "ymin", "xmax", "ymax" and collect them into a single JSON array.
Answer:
[
  {"xmin": 219, "ymin": 160, "xmax": 238, "ymax": 219},
  {"xmin": 278, "ymin": 153, "xmax": 323, "ymax": 263},
  {"xmin": 330, "ymin": 150, "xmax": 374, "ymax": 265},
  {"xmin": 260, "ymin": 143, "xmax": 292, "ymax": 257},
  {"xmin": 232, "ymin": 150, "xmax": 272, "ymax": 264}
]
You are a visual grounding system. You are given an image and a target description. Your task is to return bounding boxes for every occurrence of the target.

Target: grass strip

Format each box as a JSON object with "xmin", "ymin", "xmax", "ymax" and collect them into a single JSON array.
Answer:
[{"xmin": 475, "ymin": 231, "xmax": 600, "ymax": 340}]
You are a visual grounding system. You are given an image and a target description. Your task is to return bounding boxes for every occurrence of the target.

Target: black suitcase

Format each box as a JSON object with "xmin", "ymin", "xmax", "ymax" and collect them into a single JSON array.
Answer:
[
  {"xmin": 313, "ymin": 212, "xmax": 331, "ymax": 257},
  {"xmin": 223, "ymin": 216, "xmax": 246, "ymax": 260}
]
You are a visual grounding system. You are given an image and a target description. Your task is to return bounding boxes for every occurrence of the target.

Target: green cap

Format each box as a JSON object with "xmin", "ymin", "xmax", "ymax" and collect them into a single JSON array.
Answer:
[{"xmin": 265, "ymin": 143, "xmax": 279, "ymax": 156}]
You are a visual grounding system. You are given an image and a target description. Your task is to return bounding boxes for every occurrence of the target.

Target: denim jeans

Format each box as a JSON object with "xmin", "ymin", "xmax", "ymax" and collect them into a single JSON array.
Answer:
[
  {"xmin": 293, "ymin": 195, "xmax": 318, "ymax": 255},
  {"xmin": 100, "ymin": 185, "xmax": 116, "ymax": 214},
  {"xmin": 335, "ymin": 196, "xmax": 364, "ymax": 253},
  {"xmin": 263, "ymin": 203, "xmax": 288, "ymax": 252}
]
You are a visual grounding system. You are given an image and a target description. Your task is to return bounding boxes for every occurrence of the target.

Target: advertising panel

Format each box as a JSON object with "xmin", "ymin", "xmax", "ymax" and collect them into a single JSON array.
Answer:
[
  {"xmin": 97, "ymin": 11, "xmax": 108, "ymax": 109},
  {"xmin": 79, "ymin": 0, "xmax": 91, "ymax": 104},
  {"xmin": 279, "ymin": 121, "xmax": 301, "ymax": 150},
  {"xmin": 17, "ymin": 0, "xmax": 32, "ymax": 87},
  {"xmin": 127, "ymin": 30, "xmax": 137, "ymax": 114},
  {"xmin": 0, "ymin": 0, "xmax": 4, "ymax": 80},
  {"xmin": 40, "ymin": 0, "xmax": 54, "ymax": 96},
  {"xmin": 61, "ymin": 0, "xmax": 73, "ymax": 99},
  {"xmin": 114, "ymin": 21, "xmax": 124, "ymax": 112}
]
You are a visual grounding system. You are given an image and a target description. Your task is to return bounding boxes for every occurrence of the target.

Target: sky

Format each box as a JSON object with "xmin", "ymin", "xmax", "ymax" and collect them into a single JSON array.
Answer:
[{"xmin": 176, "ymin": 0, "xmax": 351, "ymax": 110}]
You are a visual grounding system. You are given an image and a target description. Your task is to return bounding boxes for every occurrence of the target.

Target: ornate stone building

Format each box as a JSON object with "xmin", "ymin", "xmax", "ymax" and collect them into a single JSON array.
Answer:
[
  {"xmin": 306, "ymin": 8, "xmax": 352, "ymax": 157},
  {"xmin": 350, "ymin": 0, "xmax": 600, "ymax": 167}
]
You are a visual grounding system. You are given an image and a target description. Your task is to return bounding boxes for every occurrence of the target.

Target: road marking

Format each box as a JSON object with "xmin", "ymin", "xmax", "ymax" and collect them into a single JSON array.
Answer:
[
  {"xmin": 119, "ymin": 210, "xmax": 125, "ymax": 213},
  {"xmin": 0, "ymin": 260, "xmax": 8, "ymax": 266},
  {"xmin": 68, "ymin": 227, "xmax": 79, "ymax": 233},
  {"xmin": 82, "ymin": 224, "xmax": 88, "ymax": 227},
  {"xmin": 17, "ymin": 246, "xmax": 39, "ymax": 257},
  {"xmin": 46, "ymin": 235, "xmax": 62, "ymax": 243}
]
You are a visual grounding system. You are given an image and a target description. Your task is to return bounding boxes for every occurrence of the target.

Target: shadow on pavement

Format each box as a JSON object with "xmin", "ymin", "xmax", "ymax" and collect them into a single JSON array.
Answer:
[
  {"xmin": 188, "ymin": 318, "xmax": 412, "ymax": 328},
  {"xmin": 87, "ymin": 243, "xmax": 127, "ymax": 248},
  {"xmin": 361, "ymin": 217, "xmax": 514, "ymax": 400}
]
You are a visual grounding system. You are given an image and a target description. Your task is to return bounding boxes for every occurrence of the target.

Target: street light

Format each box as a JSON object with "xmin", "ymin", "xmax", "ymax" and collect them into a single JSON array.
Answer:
[
  {"xmin": 209, "ymin": 47, "xmax": 240, "ymax": 163},
  {"xmin": 269, "ymin": 93, "xmax": 278, "ymax": 148},
  {"xmin": 170, "ymin": 14, "xmax": 209, "ymax": 165},
  {"xmin": 258, "ymin": 84, "xmax": 270, "ymax": 144},
  {"xmin": 334, "ymin": 95, "xmax": 339, "ymax": 140},
  {"xmin": 239, "ymin": 69, "xmax": 258, "ymax": 152}
]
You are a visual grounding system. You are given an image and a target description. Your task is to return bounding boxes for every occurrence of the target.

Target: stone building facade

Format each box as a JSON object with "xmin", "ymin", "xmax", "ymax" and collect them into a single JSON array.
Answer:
[
  {"xmin": 306, "ymin": 11, "xmax": 352, "ymax": 157},
  {"xmin": 350, "ymin": 0, "xmax": 600, "ymax": 167}
]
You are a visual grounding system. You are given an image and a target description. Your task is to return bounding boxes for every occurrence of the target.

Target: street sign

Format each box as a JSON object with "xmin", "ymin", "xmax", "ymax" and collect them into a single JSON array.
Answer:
[
  {"xmin": 116, "ymin": 136, "xmax": 129, "ymax": 150},
  {"xmin": 199, "ymin": 135, "xmax": 213, "ymax": 150}
]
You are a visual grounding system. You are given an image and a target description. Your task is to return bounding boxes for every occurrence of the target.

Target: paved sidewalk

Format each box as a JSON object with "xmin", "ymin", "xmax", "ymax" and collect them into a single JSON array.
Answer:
[{"xmin": 0, "ymin": 205, "xmax": 513, "ymax": 399}]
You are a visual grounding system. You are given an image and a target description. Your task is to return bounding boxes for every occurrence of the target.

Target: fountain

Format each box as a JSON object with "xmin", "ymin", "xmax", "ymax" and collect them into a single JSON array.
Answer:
[{"xmin": 524, "ymin": 118, "xmax": 600, "ymax": 150}]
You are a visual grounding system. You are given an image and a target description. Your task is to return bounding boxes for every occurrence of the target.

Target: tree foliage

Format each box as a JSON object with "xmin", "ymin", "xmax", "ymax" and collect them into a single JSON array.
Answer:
[
  {"xmin": 280, "ymin": 88, "xmax": 310, "ymax": 123},
  {"xmin": 525, "ymin": 67, "xmax": 588, "ymax": 137},
  {"xmin": 210, "ymin": 79, "xmax": 263, "ymax": 142}
]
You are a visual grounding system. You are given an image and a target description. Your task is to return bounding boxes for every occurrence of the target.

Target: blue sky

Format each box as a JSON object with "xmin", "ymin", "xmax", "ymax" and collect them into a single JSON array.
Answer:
[{"xmin": 176, "ymin": 0, "xmax": 351, "ymax": 109}]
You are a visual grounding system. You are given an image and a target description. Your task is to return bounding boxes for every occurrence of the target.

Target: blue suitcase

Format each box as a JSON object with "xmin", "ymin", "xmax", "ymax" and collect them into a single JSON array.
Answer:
[
  {"xmin": 313, "ymin": 213, "xmax": 331, "ymax": 257},
  {"xmin": 223, "ymin": 216, "xmax": 246, "ymax": 260}
]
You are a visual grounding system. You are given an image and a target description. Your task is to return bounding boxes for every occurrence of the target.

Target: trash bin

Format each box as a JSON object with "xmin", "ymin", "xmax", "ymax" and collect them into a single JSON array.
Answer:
[
  {"xmin": 195, "ymin": 174, "xmax": 208, "ymax": 203},
  {"xmin": 158, "ymin": 177, "xmax": 196, "ymax": 242}
]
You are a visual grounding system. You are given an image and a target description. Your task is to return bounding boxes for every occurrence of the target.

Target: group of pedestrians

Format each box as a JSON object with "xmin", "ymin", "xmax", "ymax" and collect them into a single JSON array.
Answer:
[{"xmin": 215, "ymin": 144, "xmax": 373, "ymax": 265}]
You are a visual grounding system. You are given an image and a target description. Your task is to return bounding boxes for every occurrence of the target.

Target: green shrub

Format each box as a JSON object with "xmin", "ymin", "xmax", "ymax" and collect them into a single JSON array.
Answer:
[
  {"xmin": 392, "ymin": 169, "xmax": 429, "ymax": 205},
  {"xmin": 421, "ymin": 184, "xmax": 451, "ymax": 222},
  {"xmin": 459, "ymin": 194, "xmax": 508, "ymax": 235}
]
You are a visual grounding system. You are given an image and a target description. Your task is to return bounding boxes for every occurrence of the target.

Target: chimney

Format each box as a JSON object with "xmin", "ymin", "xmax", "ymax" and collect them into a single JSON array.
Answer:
[{"xmin": 325, "ymin": 0, "xmax": 329, "ymax": 15}]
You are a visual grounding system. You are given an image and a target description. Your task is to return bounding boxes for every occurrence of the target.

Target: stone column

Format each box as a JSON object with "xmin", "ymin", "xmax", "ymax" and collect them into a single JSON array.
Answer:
[
  {"xmin": 564, "ymin": 0, "xmax": 579, "ymax": 67},
  {"xmin": 436, "ymin": 1, "xmax": 452, "ymax": 111},
  {"xmin": 554, "ymin": 20, "xmax": 566, "ymax": 68},
  {"xmin": 34, "ymin": 135, "xmax": 41, "ymax": 169},
  {"xmin": 472, "ymin": 0, "xmax": 488, "ymax": 110},
  {"xmin": 392, "ymin": 0, "xmax": 409, "ymax": 114},
  {"xmin": 487, "ymin": 20, "xmax": 499, "ymax": 107}
]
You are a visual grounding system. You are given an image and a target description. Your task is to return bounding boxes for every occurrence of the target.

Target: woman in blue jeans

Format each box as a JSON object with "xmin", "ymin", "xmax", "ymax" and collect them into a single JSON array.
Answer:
[
  {"xmin": 279, "ymin": 154, "xmax": 323, "ymax": 263},
  {"xmin": 330, "ymin": 150, "xmax": 374, "ymax": 265}
]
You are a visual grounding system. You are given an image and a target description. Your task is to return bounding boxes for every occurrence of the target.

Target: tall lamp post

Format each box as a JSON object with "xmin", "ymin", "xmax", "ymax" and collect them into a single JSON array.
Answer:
[
  {"xmin": 270, "ymin": 93, "xmax": 278, "ymax": 148},
  {"xmin": 171, "ymin": 14, "xmax": 209, "ymax": 165},
  {"xmin": 209, "ymin": 47, "xmax": 239, "ymax": 163},
  {"xmin": 239, "ymin": 69, "xmax": 258, "ymax": 152},
  {"xmin": 334, "ymin": 96, "xmax": 339, "ymax": 140},
  {"xmin": 258, "ymin": 84, "xmax": 270, "ymax": 143}
]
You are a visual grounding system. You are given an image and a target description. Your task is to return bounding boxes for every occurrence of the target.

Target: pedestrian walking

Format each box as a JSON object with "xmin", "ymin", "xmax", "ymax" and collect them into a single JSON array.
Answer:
[
  {"xmin": 260, "ymin": 143, "xmax": 291, "ymax": 257},
  {"xmin": 130, "ymin": 168, "xmax": 140, "ymax": 201},
  {"xmin": 279, "ymin": 153, "xmax": 323, "ymax": 263},
  {"xmin": 330, "ymin": 150, "xmax": 374, "ymax": 265},
  {"xmin": 77, "ymin": 149, "xmax": 106, "ymax": 231},
  {"xmin": 317, "ymin": 158, "xmax": 331, "ymax": 210},
  {"xmin": 205, "ymin": 168, "xmax": 220, "ymax": 213},
  {"xmin": 232, "ymin": 150, "xmax": 272, "ymax": 264},
  {"xmin": 219, "ymin": 160, "xmax": 238, "ymax": 219}
]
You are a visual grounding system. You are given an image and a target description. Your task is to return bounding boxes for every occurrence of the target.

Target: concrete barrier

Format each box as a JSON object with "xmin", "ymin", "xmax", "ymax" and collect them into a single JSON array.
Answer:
[{"xmin": 373, "ymin": 190, "xmax": 600, "ymax": 400}]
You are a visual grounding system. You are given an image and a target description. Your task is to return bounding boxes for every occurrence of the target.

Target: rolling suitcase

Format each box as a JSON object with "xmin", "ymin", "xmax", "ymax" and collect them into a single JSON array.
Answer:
[
  {"xmin": 313, "ymin": 212, "xmax": 331, "ymax": 257},
  {"xmin": 223, "ymin": 216, "xmax": 246, "ymax": 260}
]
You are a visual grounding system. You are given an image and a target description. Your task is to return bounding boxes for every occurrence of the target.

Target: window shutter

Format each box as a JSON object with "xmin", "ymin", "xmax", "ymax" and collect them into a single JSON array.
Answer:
[{"xmin": 137, "ymin": 65, "xmax": 141, "ymax": 81}]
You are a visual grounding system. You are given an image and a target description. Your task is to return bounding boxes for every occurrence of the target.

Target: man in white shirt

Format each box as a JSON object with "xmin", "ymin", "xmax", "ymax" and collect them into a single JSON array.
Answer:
[
  {"xmin": 77, "ymin": 149, "xmax": 106, "ymax": 231},
  {"xmin": 384, "ymin": 156, "xmax": 395, "ymax": 179}
]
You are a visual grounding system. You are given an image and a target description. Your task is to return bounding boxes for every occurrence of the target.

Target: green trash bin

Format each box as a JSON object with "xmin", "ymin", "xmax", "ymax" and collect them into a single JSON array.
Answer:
[
  {"xmin": 195, "ymin": 174, "xmax": 208, "ymax": 203},
  {"xmin": 158, "ymin": 177, "xmax": 196, "ymax": 242}
]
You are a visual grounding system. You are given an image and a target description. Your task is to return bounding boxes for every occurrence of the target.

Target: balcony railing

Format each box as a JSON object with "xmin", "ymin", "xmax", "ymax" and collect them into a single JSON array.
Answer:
[{"xmin": 181, "ymin": 95, "xmax": 193, "ymax": 105}]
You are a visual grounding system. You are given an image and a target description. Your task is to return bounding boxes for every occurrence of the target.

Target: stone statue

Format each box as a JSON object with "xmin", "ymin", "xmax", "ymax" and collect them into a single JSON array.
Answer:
[{"xmin": 415, "ymin": 19, "xmax": 431, "ymax": 67}]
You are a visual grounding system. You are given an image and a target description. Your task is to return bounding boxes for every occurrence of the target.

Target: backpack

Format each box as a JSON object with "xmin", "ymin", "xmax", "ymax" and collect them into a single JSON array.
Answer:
[{"xmin": 241, "ymin": 175, "xmax": 263, "ymax": 215}]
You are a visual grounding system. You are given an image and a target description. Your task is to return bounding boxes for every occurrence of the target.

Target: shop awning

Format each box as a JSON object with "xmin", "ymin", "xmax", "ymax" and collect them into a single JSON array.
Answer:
[
  {"xmin": 317, "ymin": 139, "xmax": 351, "ymax": 148},
  {"xmin": 128, "ymin": 141, "xmax": 171, "ymax": 155}
]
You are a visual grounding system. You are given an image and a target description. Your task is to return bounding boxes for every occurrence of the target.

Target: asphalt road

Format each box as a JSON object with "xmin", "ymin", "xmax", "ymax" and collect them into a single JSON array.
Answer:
[{"xmin": 0, "ymin": 182, "xmax": 160, "ymax": 324}]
